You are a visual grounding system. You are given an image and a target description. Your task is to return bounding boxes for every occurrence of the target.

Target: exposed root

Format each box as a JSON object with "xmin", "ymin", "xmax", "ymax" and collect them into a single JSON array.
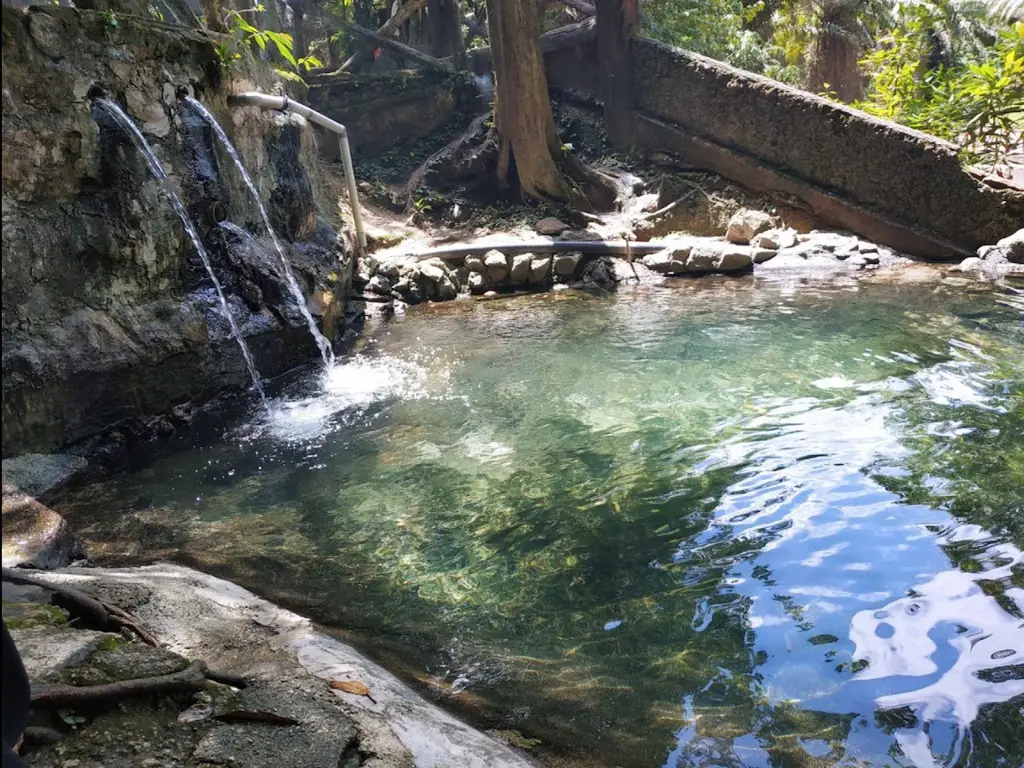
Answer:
[
  {"xmin": 31, "ymin": 662, "xmax": 206, "ymax": 708},
  {"xmin": 2, "ymin": 568, "xmax": 159, "ymax": 647},
  {"xmin": 404, "ymin": 115, "xmax": 490, "ymax": 211},
  {"xmin": 635, "ymin": 190, "xmax": 697, "ymax": 222}
]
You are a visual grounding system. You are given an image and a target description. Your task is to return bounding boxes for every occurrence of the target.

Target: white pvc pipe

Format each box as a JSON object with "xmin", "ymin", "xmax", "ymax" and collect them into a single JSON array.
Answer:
[{"xmin": 228, "ymin": 91, "xmax": 367, "ymax": 256}]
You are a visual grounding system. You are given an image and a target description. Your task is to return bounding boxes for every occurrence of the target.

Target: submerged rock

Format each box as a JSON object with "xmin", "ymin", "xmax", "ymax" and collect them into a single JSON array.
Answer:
[{"xmin": 725, "ymin": 209, "xmax": 775, "ymax": 244}]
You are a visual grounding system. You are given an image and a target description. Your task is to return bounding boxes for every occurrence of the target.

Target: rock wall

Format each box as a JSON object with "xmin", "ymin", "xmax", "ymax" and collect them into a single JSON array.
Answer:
[
  {"xmin": 2, "ymin": 4, "xmax": 355, "ymax": 457},
  {"xmin": 307, "ymin": 70, "xmax": 481, "ymax": 160},
  {"xmin": 546, "ymin": 37, "xmax": 1024, "ymax": 259}
]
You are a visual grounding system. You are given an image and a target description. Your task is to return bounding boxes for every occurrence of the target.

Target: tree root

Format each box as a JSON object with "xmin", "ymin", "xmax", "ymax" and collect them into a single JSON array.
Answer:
[
  {"xmin": 1, "ymin": 568, "xmax": 159, "ymax": 647},
  {"xmin": 31, "ymin": 662, "xmax": 207, "ymax": 708}
]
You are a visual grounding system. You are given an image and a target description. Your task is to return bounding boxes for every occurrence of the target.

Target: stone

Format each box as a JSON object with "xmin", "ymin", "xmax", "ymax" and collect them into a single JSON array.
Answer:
[
  {"xmin": 465, "ymin": 254, "xmax": 485, "ymax": 273},
  {"xmin": 365, "ymin": 275, "xmax": 392, "ymax": 296},
  {"xmin": 684, "ymin": 242, "xmax": 752, "ymax": 273},
  {"xmin": 581, "ymin": 257, "xmax": 617, "ymax": 287},
  {"xmin": 484, "ymin": 250, "xmax": 509, "ymax": 283},
  {"xmin": 955, "ymin": 257, "xmax": 983, "ymax": 272},
  {"xmin": 858, "ymin": 242, "xmax": 880, "ymax": 254},
  {"xmin": 2, "ymin": 454, "xmax": 87, "ymax": 497},
  {"xmin": 28, "ymin": 12, "xmax": 66, "ymax": 60},
  {"xmin": 510, "ymin": 254, "xmax": 532, "ymax": 286},
  {"xmin": 2, "ymin": 484, "xmax": 85, "ymax": 569},
  {"xmin": 554, "ymin": 252, "xmax": 583, "ymax": 278},
  {"xmin": 997, "ymin": 228, "xmax": 1024, "ymax": 263},
  {"xmin": 725, "ymin": 209, "xmax": 775, "ymax": 244},
  {"xmin": 418, "ymin": 262, "xmax": 446, "ymax": 284},
  {"xmin": 468, "ymin": 273, "xmax": 487, "ymax": 295},
  {"xmin": 535, "ymin": 217, "xmax": 570, "ymax": 236},
  {"xmin": 753, "ymin": 248, "xmax": 777, "ymax": 264},
  {"xmin": 529, "ymin": 256, "xmax": 552, "ymax": 285},
  {"xmin": 757, "ymin": 253, "xmax": 814, "ymax": 270},
  {"xmin": 717, "ymin": 245, "xmax": 754, "ymax": 272},
  {"xmin": 559, "ymin": 230, "xmax": 603, "ymax": 241},
  {"xmin": 642, "ymin": 249, "xmax": 686, "ymax": 274},
  {"xmin": 7, "ymin": 627, "xmax": 110, "ymax": 684},
  {"xmin": 377, "ymin": 260, "xmax": 401, "ymax": 279},
  {"xmin": 753, "ymin": 228, "xmax": 797, "ymax": 250}
]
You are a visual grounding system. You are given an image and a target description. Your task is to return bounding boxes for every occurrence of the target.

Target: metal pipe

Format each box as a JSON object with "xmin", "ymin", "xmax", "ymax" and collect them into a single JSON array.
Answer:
[
  {"xmin": 228, "ymin": 91, "xmax": 367, "ymax": 256},
  {"xmin": 409, "ymin": 238, "xmax": 684, "ymax": 261}
]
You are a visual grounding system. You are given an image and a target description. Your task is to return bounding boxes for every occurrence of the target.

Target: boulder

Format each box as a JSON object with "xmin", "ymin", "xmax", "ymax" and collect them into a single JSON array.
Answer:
[
  {"xmin": 581, "ymin": 257, "xmax": 617, "ymax": 287},
  {"xmin": 510, "ymin": 254, "xmax": 532, "ymax": 286},
  {"xmin": 642, "ymin": 248, "xmax": 686, "ymax": 274},
  {"xmin": 997, "ymin": 229, "xmax": 1024, "ymax": 263},
  {"xmin": 2, "ymin": 484, "xmax": 85, "ymax": 569},
  {"xmin": 418, "ymin": 261, "xmax": 447, "ymax": 284},
  {"xmin": 529, "ymin": 256, "xmax": 552, "ymax": 285},
  {"xmin": 465, "ymin": 254, "xmax": 485, "ymax": 273},
  {"xmin": 752, "ymin": 248, "xmax": 777, "ymax": 264},
  {"xmin": 484, "ymin": 250, "xmax": 510, "ymax": 283},
  {"xmin": 468, "ymin": 273, "xmax": 487, "ymax": 295},
  {"xmin": 685, "ymin": 243, "xmax": 753, "ymax": 273},
  {"xmin": 535, "ymin": 217, "xmax": 569, "ymax": 236},
  {"xmin": 752, "ymin": 228, "xmax": 797, "ymax": 250},
  {"xmin": 366, "ymin": 275, "xmax": 392, "ymax": 296},
  {"xmin": 725, "ymin": 209, "xmax": 775, "ymax": 244},
  {"xmin": 554, "ymin": 252, "xmax": 583, "ymax": 278},
  {"xmin": 954, "ymin": 256, "xmax": 982, "ymax": 272}
]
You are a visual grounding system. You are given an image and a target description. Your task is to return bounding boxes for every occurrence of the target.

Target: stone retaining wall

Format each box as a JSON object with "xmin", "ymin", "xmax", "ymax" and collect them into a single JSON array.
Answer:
[
  {"xmin": 546, "ymin": 37, "xmax": 1024, "ymax": 259},
  {"xmin": 307, "ymin": 71, "xmax": 481, "ymax": 160}
]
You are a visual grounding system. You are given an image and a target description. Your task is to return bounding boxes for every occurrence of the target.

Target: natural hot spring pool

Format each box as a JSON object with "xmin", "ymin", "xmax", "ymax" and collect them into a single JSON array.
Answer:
[{"xmin": 56, "ymin": 277, "xmax": 1023, "ymax": 767}]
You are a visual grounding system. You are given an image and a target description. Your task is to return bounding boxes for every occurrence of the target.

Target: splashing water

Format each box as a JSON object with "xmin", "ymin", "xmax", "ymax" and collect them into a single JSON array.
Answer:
[
  {"xmin": 95, "ymin": 99, "xmax": 267, "ymax": 404},
  {"xmin": 185, "ymin": 97, "xmax": 335, "ymax": 367}
]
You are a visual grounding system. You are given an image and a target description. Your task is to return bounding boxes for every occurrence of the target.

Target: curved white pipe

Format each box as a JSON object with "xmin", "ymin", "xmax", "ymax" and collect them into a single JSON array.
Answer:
[{"xmin": 229, "ymin": 91, "xmax": 367, "ymax": 256}]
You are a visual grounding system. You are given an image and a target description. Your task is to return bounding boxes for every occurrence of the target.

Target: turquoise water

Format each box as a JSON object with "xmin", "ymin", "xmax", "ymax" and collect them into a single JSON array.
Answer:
[{"xmin": 58, "ymin": 277, "xmax": 1024, "ymax": 767}]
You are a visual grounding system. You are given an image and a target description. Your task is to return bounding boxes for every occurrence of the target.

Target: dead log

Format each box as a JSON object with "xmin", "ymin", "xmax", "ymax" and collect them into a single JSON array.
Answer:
[
  {"xmin": 343, "ymin": 22, "xmax": 453, "ymax": 73},
  {"xmin": 466, "ymin": 17, "xmax": 595, "ymax": 73},
  {"xmin": 336, "ymin": 0, "xmax": 430, "ymax": 73}
]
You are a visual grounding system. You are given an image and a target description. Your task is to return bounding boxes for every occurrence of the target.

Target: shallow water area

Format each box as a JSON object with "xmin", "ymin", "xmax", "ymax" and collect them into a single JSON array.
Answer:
[{"xmin": 55, "ymin": 277, "xmax": 1024, "ymax": 768}]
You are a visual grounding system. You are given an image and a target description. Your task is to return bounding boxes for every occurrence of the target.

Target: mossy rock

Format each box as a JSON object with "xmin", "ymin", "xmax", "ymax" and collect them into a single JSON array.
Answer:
[
  {"xmin": 61, "ymin": 641, "xmax": 191, "ymax": 687},
  {"xmin": 1, "ymin": 599, "xmax": 70, "ymax": 630}
]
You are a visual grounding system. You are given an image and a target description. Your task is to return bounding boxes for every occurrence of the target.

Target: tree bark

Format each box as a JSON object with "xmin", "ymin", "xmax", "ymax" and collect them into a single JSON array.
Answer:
[
  {"xmin": 486, "ymin": 0, "xmax": 573, "ymax": 201},
  {"xmin": 427, "ymin": 0, "xmax": 466, "ymax": 67},
  {"xmin": 594, "ymin": 0, "xmax": 634, "ymax": 145}
]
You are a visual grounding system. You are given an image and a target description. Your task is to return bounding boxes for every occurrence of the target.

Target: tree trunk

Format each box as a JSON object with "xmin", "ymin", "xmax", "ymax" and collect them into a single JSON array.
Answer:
[
  {"xmin": 486, "ymin": 0, "xmax": 589, "ymax": 204},
  {"xmin": 594, "ymin": 0, "xmax": 634, "ymax": 145},
  {"xmin": 291, "ymin": 2, "xmax": 308, "ymax": 59},
  {"xmin": 427, "ymin": 0, "xmax": 466, "ymax": 66},
  {"xmin": 202, "ymin": 0, "xmax": 227, "ymax": 33}
]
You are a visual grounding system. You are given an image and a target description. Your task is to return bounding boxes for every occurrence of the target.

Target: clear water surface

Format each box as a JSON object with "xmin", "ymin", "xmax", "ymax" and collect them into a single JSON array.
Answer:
[{"xmin": 55, "ymin": 276, "xmax": 1024, "ymax": 768}]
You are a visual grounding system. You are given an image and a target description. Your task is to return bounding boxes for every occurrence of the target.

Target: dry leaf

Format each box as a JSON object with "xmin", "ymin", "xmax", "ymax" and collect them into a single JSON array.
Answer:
[{"xmin": 330, "ymin": 679, "xmax": 371, "ymax": 696}]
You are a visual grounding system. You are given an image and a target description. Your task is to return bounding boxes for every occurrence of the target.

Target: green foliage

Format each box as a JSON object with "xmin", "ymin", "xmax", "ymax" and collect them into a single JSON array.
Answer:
[
  {"xmin": 856, "ymin": 15, "xmax": 1024, "ymax": 163},
  {"xmin": 215, "ymin": 6, "xmax": 322, "ymax": 74}
]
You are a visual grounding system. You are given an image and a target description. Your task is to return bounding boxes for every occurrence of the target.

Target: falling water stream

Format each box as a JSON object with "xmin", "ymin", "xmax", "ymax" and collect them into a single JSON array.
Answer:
[
  {"xmin": 96, "ymin": 99, "xmax": 267, "ymax": 404},
  {"xmin": 185, "ymin": 96, "xmax": 335, "ymax": 367}
]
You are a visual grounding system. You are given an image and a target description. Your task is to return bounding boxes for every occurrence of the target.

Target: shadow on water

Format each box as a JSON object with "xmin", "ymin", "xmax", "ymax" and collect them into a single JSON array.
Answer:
[{"xmin": 52, "ymin": 278, "xmax": 1024, "ymax": 768}]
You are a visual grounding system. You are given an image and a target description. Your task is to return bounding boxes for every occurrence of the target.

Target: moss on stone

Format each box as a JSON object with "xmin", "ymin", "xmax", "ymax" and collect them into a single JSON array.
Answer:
[{"xmin": 1, "ymin": 600, "xmax": 70, "ymax": 630}]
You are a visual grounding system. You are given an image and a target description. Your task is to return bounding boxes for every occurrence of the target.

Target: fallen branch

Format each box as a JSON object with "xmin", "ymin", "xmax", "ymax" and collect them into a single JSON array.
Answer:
[
  {"xmin": 336, "ymin": 0, "xmax": 428, "ymax": 73},
  {"xmin": 466, "ymin": 17, "xmax": 595, "ymax": 73},
  {"xmin": 31, "ymin": 662, "xmax": 206, "ymax": 708},
  {"xmin": 635, "ymin": 190, "xmax": 697, "ymax": 221},
  {"xmin": 1, "ymin": 568, "xmax": 159, "ymax": 647},
  {"xmin": 343, "ymin": 22, "xmax": 452, "ymax": 73}
]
